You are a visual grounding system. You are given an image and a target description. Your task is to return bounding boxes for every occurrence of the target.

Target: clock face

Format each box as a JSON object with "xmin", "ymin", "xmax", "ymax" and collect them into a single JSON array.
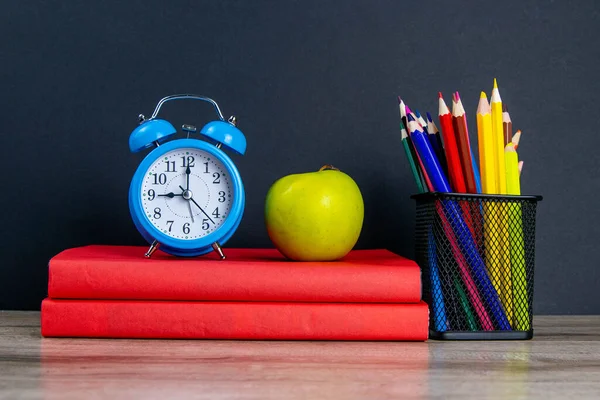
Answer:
[{"xmin": 140, "ymin": 148, "xmax": 233, "ymax": 240}]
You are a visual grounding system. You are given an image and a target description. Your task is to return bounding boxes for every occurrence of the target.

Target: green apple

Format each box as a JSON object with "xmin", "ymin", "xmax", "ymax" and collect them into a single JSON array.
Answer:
[{"xmin": 264, "ymin": 165, "xmax": 364, "ymax": 261}]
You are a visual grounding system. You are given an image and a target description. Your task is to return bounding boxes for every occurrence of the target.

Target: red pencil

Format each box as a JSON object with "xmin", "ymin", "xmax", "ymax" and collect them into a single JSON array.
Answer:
[
  {"xmin": 452, "ymin": 92, "xmax": 477, "ymax": 193},
  {"xmin": 438, "ymin": 93, "xmax": 466, "ymax": 193}
]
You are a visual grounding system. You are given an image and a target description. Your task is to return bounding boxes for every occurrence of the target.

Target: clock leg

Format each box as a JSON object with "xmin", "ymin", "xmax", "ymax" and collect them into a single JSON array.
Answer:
[
  {"xmin": 212, "ymin": 242, "xmax": 226, "ymax": 260},
  {"xmin": 144, "ymin": 240, "xmax": 160, "ymax": 258}
]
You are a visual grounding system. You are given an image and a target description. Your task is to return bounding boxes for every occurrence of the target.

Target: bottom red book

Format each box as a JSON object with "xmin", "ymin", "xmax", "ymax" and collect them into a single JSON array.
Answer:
[{"xmin": 41, "ymin": 299, "xmax": 429, "ymax": 341}]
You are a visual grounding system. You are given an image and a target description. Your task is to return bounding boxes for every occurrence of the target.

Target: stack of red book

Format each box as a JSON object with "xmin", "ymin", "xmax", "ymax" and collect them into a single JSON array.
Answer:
[{"xmin": 41, "ymin": 245, "xmax": 429, "ymax": 340}]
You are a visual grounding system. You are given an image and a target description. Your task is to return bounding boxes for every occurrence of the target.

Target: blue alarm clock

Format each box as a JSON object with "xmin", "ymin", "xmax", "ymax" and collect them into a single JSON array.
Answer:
[{"xmin": 128, "ymin": 94, "xmax": 246, "ymax": 259}]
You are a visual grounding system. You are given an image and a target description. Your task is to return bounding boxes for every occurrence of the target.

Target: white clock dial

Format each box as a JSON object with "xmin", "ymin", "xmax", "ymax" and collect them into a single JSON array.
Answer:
[{"xmin": 140, "ymin": 148, "xmax": 233, "ymax": 240}]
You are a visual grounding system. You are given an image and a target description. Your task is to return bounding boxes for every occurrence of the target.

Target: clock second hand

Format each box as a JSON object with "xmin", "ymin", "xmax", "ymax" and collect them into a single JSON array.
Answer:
[
  {"xmin": 187, "ymin": 200, "xmax": 195, "ymax": 223},
  {"xmin": 179, "ymin": 185, "xmax": 215, "ymax": 225}
]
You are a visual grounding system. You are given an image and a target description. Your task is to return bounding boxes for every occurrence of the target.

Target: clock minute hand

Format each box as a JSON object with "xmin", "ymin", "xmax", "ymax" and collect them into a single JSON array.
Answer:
[
  {"xmin": 191, "ymin": 197, "xmax": 215, "ymax": 224},
  {"xmin": 179, "ymin": 185, "xmax": 215, "ymax": 224},
  {"xmin": 186, "ymin": 165, "xmax": 191, "ymax": 191}
]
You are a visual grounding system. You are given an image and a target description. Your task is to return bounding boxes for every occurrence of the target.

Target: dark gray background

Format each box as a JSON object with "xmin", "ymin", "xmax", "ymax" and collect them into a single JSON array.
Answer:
[{"xmin": 1, "ymin": 0, "xmax": 598, "ymax": 313}]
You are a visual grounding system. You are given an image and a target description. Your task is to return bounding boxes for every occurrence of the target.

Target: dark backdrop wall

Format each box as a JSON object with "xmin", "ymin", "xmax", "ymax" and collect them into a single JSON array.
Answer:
[{"xmin": 1, "ymin": 0, "xmax": 598, "ymax": 313}]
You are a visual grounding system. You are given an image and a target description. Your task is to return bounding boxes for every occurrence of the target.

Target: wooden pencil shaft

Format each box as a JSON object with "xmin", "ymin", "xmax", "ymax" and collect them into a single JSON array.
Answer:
[{"xmin": 453, "ymin": 115, "xmax": 477, "ymax": 193}]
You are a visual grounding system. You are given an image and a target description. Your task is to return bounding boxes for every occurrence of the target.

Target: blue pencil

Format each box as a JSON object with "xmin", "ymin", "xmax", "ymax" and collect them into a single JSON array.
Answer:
[
  {"xmin": 429, "ymin": 229, "xmax": 449, "ymax": 331},
  {"xmin": 408, "ymin": 115, "xmax": 511, "ymax": 330},
  {"xmin": 416, "ymin": 110, "xmax": 447, "ymax": 174},
  {"xmin": 470, "ymin": 147, "xmax": 482, "ymax": 193}
]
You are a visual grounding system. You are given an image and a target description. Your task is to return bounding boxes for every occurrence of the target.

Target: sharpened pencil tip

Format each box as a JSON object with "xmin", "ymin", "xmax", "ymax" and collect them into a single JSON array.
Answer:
[
  {"xmin": 397, "ymin": 96, "xmax": 403, "ymax": 104},
  {"xmin": 513, "ymin": 130, "xmax": 522, "ymax": 147},
  {"xmin": 414, "ymin": 109, "xmax": 422, "ymax": 118},
  {"xmin": 455, "ymin": 91, "xmax": 461, "ymax": 101},
  {"xmin": 405, "ymin": 105, "xmax": 412, "ymax": 115},
  {"xmin": 399, "ymin": 120, "xmax": 405, "ymax": 130},
  {"xmin": 494, "ymin": 78, "xmax": 498, "ymax": 88},
  {"xmin": 480, "ymin": 91, "xmax": 487, "ymax": 99},
  {"xmin": 503, "ymin": 103, "xmax": 507, "ymax": 112},
  {"xmin": 426, "ymin": 111, "xmax": 433, "ymax": 122},
  {"xmin": 407, "ymin": 114, "xmax": 415, "ymax": 122},
  {"xmin": 438, "ymin": 92, "xmax": 443, "ymax": 99}
]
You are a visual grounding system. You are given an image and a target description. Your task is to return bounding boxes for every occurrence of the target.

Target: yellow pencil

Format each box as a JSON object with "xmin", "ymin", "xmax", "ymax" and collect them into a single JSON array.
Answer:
[
  {"xmin": 506, "ymin": 142, "xmax": 529, "ymax": 329},
  {"xmin": 490, "ymin": 79, "xmax": 513, "ymax": 324},
  {"xmin": 491, "ymin": 79, "xmax": 507, "ymax": 194},
  {"xmin": 477, "ymin": 92, "xmax": 507, "ymax": 320},
  {"xmin": 476, "ymin": 92, "xmax": 497, "ymax": 194}
]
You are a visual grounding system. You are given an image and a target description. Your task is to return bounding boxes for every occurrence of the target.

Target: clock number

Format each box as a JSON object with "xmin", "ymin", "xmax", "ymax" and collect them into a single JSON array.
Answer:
[
  {"xmin": 165, "ymin": 161, "xmax": 176, "ymax": 172},
  {"xmin": 218, "ymin": 191, "xmax": 226, "ymax": 202},
  {"xmin": 148, "ymin": 189, "xmax": 156, "ymax": 201},
  {"xmin": 153, "ymin": 207, "xmax": 161, "ymax": 219},
  {"xmin": 203, "ymin": 162, "xmax": 209, "ymax": 174},
  {"xmin": 183, "ymin": 223, "xmax": 190, "ymax": 234},
  {"xmin": 153, "ymin": 173, "xmax": 167, "ymax": 185},
  {"xmin": 166, "ymin": 220, "xmax": 174, "ymax": 232},
  {"xmin": 213, "ymin": 172, "xmax": 220, "ymax": 184},
  {"xmin": 181, "ymin": 156, "xmax": 195, "ymax": 168},
  {"xmin": 212, "ymin": 207, "xmax": 220, "ymax": 219},
  {"xmin": 201, "ymin": 219, "xmax": 210, "ymax": 231}
]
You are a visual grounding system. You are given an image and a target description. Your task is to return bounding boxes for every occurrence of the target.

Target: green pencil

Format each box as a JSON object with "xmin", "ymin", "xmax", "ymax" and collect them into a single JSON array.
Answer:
[
  {"xmin": 400, "ymin": 122, "xmax": 425, "ymax": 193},
  {"xmin": 453, "ymin": 275, "xmax": 479, "ymax": 331}
]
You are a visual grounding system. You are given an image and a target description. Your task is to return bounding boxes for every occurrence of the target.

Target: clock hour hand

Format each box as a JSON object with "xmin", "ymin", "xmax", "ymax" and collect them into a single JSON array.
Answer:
[
  {"xmin": 179, "ymin": 185, "xmax": 215, "ymax": 225},
  {"xmin": 158, "ymin": 192, "xmax": 182, "ymax": 198}
]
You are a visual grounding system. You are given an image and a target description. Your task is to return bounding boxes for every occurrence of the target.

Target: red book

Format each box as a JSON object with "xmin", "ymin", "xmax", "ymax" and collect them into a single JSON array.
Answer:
[
  {"xmin": 47, "ymin": 245, "xmax": 422, "ymax": 303},
  {"xmin": 41, "ymin": 298, "xmax": 429, "ymax": 340}
]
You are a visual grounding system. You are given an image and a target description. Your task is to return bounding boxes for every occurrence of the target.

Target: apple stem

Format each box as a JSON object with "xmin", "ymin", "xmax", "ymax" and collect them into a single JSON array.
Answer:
[{"xmin": 319, "ymin": 165, "xmax": 340, "ymax": 172}]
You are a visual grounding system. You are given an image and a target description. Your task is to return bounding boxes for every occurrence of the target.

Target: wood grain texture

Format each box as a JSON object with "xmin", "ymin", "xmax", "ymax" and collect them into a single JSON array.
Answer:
[{"xmin": 1, "ymin": 312, "xmax": 600, "ymax": 399}]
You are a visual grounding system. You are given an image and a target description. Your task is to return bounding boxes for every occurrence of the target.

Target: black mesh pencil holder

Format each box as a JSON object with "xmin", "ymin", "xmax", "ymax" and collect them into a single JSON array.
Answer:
[{"xmin": 411, "ymin": 192, "xmax": 543, "ymax": 340}]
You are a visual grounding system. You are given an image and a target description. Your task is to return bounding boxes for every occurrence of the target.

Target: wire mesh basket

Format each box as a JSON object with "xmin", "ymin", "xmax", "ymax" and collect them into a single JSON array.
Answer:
[{"xmin": 412, "ymin": 192, "xmax": 543, "ymax": 340}]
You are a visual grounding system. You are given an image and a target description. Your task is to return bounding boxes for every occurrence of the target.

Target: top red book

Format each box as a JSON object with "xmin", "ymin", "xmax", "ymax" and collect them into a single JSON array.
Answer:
[{"xmin": 47, "ymin": 245, "xmax": 422, "ymax": 303}]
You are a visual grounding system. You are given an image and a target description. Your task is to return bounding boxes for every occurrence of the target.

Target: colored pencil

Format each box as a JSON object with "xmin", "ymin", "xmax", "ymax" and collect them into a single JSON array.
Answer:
[
  {"xmin": 505, "ymin": 142, "xmax": 529, "ymax": 329},
  {"xmin": 416, "ymin": 109, "xmax": 446, "ymax": 174},
  {"xmin": 453, "ymin": 274, "xmax": 479, "ymax": 331},
  {"xmin": 398, "ymin": 97, "xmax": 407, "ymax": 124},
  {"xmin": 438, "ymin": 93, "xmax": 467, "ymax": 193},
  {"xmin": 476, "ymin": 92, "xmax": 498, "ymax": 194},
  {"xmin": 407, "ymin": 116, "xmax": 449, "ymax": 191},
  {"xmin": 400, "ymin": 121, "xmax": 425, "ymax": 193},
  {"xmin": 471, "ymin": 148, "xmax": 483, "ymax": 194},
  {"xmin": 408, "ymin": 115, "xmax": 510, "ymax": 330},
  {"xmin": 491, "ymin": 79, "xmax": 507, "ymax": 194},
  {"xmin": 405, "ymin": 114, "xmax": 434, "ymax": 192},
  {"xmin": 398, "ymin": 97, "xmax": 428, "ymax": 190},
  {"xmin": 414, "ymin": 109, "xmax": 428, "ymax": 131},
  {"xmin": 476, "ymin": 91, "xmax": 506, "ymax": 320},
  {"xmin": 491, "ymin": 80, "xmax": 513, "ymax": 323},
  {"xmin": 426, "ymin": 112, "xmax": 445, "ymax": 150},
  {"xmin": 503, "ymin": 104, "xmax": 513, "ymax": 146},
  {"xmin": 512, "ymin": 130, "xmax": 522, "ymax": 150},
  {"xmin": 430, "ymin": 229, "xmax": 449, "ymax": 331},
  {"xmin": 518, "ymin": 160, "xmax": 524, "ymax": 176},
  {"xmin": 426, "ymin": 112, "xmax": 448, "ymax": 176},
  {"xmin": 452, "ymin": 92, "xmax": 478, "ymax": 194}
]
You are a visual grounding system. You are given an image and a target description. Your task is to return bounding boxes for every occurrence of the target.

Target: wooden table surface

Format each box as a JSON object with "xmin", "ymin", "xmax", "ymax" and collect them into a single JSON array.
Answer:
[{"xmin": 1, "ymin": 312, "xmax": 599, "ymax": 399}]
